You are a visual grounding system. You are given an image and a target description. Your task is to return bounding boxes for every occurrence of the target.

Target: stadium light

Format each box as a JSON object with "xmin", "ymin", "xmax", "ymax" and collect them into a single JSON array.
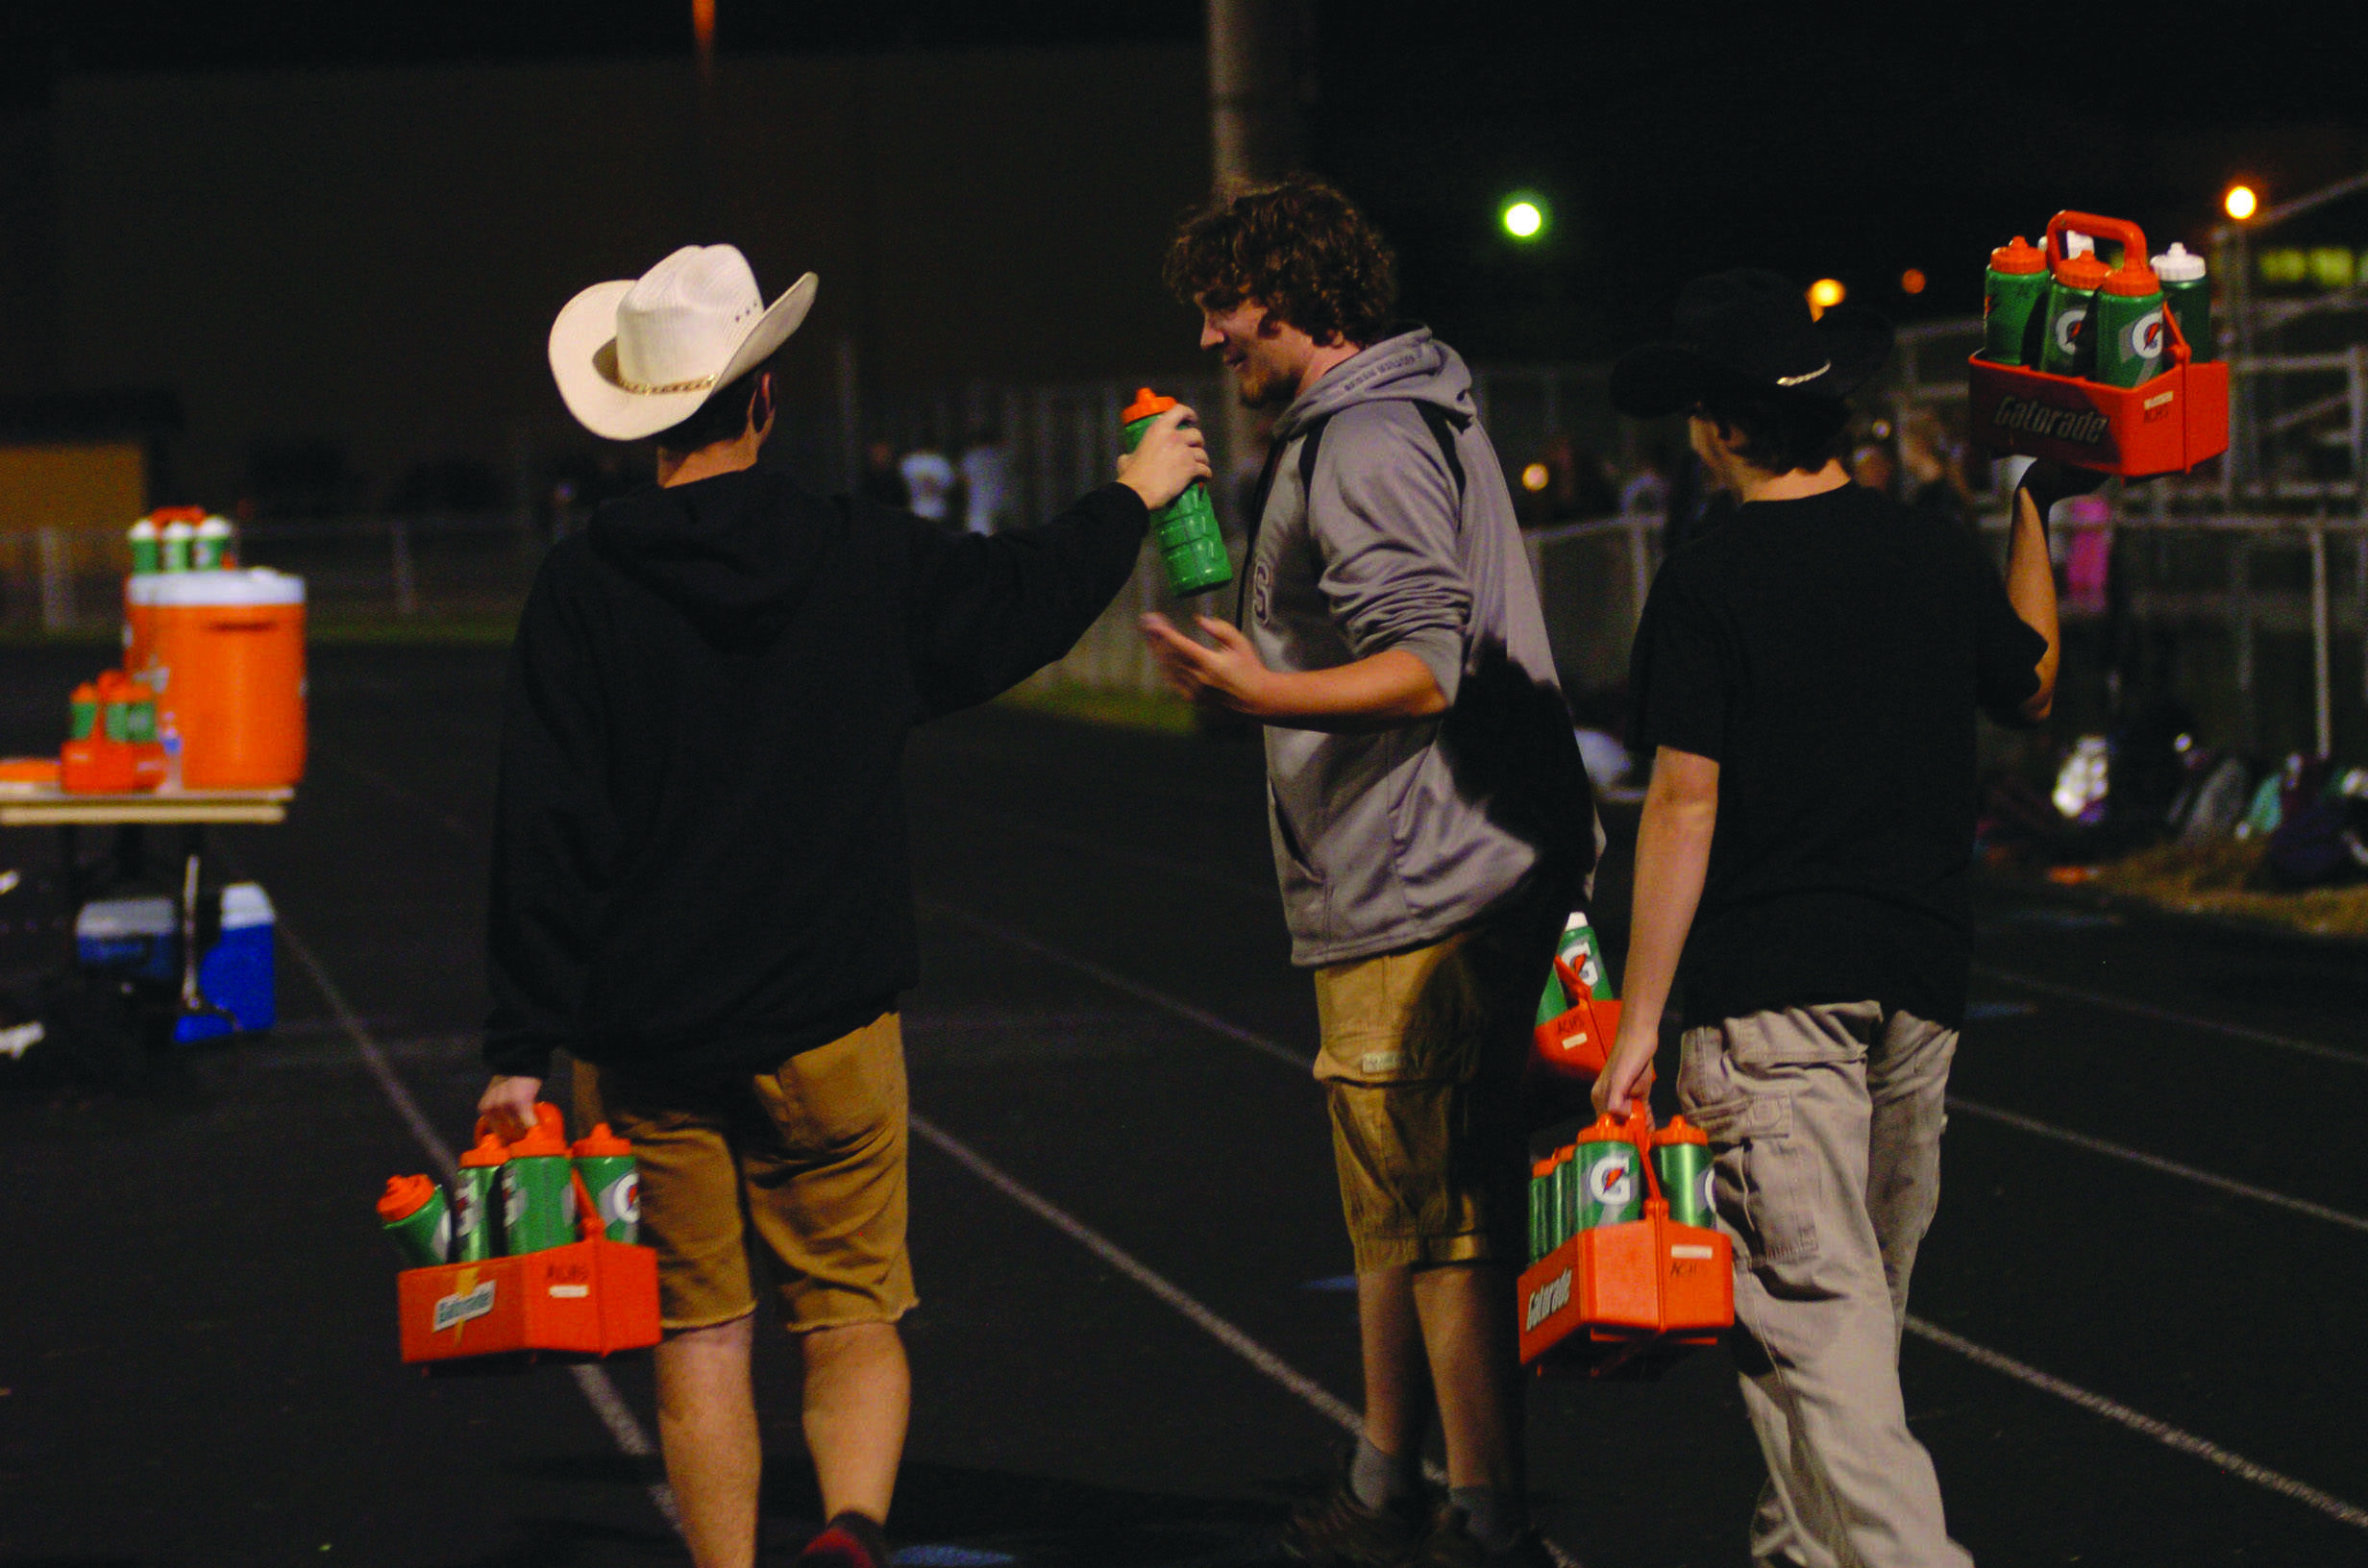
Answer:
[
  {"xmin": 1500, "ymin": 197, "xmax": 1547, "ymax": 242},
  {"xmin": 1899, "ymin": 268, "xmax": 1927, "ymax": 295},
  {"xmin": 2224, "ymin": 184, "xmax": 2258, "ymax": 222},
  {"xmin": 1806, "ymin": 278, "xmax": 1846, "ymax": 319}
]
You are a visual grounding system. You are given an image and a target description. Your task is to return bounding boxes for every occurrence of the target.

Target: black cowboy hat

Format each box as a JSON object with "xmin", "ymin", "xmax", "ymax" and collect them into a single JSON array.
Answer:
[{"xmin": 1611, "ymin": 268, "xmax": 1893, "ymax": 418}]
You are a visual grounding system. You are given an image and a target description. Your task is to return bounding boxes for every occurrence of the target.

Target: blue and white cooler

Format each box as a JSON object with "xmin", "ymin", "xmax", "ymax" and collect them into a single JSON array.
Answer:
[{"xmin": 179, "ymin": 882, "xmax": 277, "ymax": 1042}]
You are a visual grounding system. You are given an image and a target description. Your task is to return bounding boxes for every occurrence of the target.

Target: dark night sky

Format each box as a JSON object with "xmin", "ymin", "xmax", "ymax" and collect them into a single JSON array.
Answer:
[{"xmin": 8, "ymin": 0, "xmax": 2364, "ymax": 362}]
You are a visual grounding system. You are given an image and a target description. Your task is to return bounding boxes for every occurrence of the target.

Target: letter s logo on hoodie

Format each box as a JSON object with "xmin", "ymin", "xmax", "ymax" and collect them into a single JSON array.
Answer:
[{"xmin": 1252, "ymin": 557, "xmax": 1273, "ymax": 627}]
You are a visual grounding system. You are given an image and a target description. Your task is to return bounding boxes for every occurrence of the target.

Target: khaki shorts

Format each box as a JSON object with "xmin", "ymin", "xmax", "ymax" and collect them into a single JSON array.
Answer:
[
  {"xmin": 1314, "ymin": 899, "xmax": 1559, "ymax": 1273},
  {"xmin": 577, "ymin": 1013, "xmax": 917, "ymax": 1333}
]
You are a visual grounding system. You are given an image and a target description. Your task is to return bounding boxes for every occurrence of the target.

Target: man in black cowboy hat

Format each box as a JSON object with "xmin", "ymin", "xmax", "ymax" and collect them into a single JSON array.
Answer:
[{"xmin": 1592, "ymin": 270, "xmax": 2072, "ymax": 1568}]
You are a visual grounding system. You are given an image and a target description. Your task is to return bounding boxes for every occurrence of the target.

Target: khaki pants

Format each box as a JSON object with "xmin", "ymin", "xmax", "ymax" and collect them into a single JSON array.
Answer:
[{"xmin": 1678, "ymin": 1002, "xmax": 1973, "ymax": 1568}]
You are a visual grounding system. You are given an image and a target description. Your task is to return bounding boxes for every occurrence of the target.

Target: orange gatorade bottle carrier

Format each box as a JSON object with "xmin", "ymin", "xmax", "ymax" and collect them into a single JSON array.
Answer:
[
  {"xmin": 1518, "ymin": 1105, "xmax": 1734, "ymax": 1379},
  {"xmin": 1532, "ymin": 951, "xmax": 1622, "ymax": 1081},
  {"xmin": 1967, "ymin": 208, "xmax": 2230, "ymax": 477},
  {"xmin": 131, "ymin": 567, "xmax": 307, "ymax": 789}
]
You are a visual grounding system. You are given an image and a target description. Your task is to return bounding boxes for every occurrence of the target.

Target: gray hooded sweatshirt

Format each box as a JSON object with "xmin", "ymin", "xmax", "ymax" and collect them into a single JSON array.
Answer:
[{"xmin": 1244, "ymin": 328, "xmax": 1599, "ymax": 967}]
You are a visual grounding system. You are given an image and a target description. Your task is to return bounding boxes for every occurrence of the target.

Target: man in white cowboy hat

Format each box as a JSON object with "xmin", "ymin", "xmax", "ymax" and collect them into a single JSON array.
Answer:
[
  {"xmin": 1594, "ymin": 269, "xmax": 2072, "ymax": 1568},
  {"xmin": 479, "ymin": 243, "xmax": 1209, "ymax": 1568}
]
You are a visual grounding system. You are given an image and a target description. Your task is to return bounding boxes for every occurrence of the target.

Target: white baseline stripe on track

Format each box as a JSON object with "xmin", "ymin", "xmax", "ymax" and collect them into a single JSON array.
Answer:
[
  {"xmin": 933, "ymin": 899, "xmax": 2368, "ymax": 1533},
  {"xmin": 1904, "ymin": 1316, "xmax": 2368, "ymax": 1531},
  {"xmin": 277, "ymin": 917, "xmax": 684, "ymax": 1536},
  {"xmin": 1977, "ymin": 965, "xmax": 2368, "ymax": 1068},
  {"xmin": 1946, "ymin": 1095, "xmax": 2368, "ymax": 1235}
]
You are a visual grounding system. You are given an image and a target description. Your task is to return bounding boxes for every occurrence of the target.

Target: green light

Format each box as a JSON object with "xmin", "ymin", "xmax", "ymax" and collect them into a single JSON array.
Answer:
[{"xmin": 1501, "ymin": 198, "xmax": 1546, "ymax": 241}]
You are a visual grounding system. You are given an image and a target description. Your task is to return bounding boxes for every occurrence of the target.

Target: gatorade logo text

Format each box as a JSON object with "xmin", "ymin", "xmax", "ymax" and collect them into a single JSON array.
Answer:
[
  {"xmin": 1993, "ymin": 396, "xmax": 2110, "ymax": 447},
  {"xmin": 1586, "ymin": 1151, "xmax": 1635, "ymax": 1209},
  {"xmin": 432, "ymin": 1280, "xmax": 497, "ymax": 1333},
  {"xmin": 1524, "ymin": 1268, "xmax": 1571, "ymax": 1332},
  {"xmin": 2125, "ymin": 309, "xmax": 2165, "ymax": 361}
]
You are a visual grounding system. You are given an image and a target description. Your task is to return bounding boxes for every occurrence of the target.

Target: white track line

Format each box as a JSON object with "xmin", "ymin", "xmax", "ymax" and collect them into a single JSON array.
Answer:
[
  {"xmin": 1903, "ymin": 1316, "xmax": 2368, "ymax": 1531},
  {"xmin": 278, "ymin": 915, "xmax": 683, "ymax": 1535},
  {"xmin": 933, "ymin": 900, "xmax": 2368, "ymax": 1532},
  {"xmin": 921, "ymin": 898, "xmax": 1306, "ymax": 1070},
  {"xmin": 910, "ymin": 1113, "xmax": 1362, "ymax": 1435},
  {"xmin": 1977, "ymin": 966, "xmax": 2368, "ymax": 1068},
  {"xmin": 1946, "ymin": 1096, "xmax": 2368, "ymax": 1235}
]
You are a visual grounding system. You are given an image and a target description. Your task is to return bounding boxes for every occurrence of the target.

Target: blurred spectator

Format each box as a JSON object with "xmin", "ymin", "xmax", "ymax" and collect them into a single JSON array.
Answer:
[
  {"xmin": 1898, "ymin": 407, "xmax": 1975, "ymax": 527},
  {"xmin": 958, "ymin": 426, "xmax": 1012, "ymax": 535},
  {"xmin": 1617, "ymin": 443, "xmax": 1669, "ymax": 515},
  {"xmin": 859, "ymin": 438, "xmax": 907, "ymax": 508},
  {"xmin": 900, "ymin": 442, "xmax": 955, "ymax": 529},
  {"xmin": 1544, "ymin": 434, "xmax": 1617, "ymax": 522}
]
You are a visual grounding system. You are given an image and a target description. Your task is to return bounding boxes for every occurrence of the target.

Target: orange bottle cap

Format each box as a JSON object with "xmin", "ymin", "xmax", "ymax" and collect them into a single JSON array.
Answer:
[
  {"xmin": 531, "ymin": 1101, "xmax": 567, "ymax": 1139},
  {"xmin": 72, "ymin": 682, "xmax": 98, "ymax": 700},
  {"xmin": 1532, "ymin": 1156, "xmax": 1557, "ymax": 1179},
  {"xmin": 572, "ymin": 1121, "xmax": 633, "ymax": 1159},
  {"xmin": 2102, "ymin": 262, "xmax": 2161, "ymax": 297},
  {"xmin": 508, "ymin": 1119, "xmax": 569, "ymax": 1158},
  {"xmin": 1122, "ymin": 387, "xmax": 1176, "ymax": 423},
  {"xmin": 458, "ymin": 1130, "xmax": 510, "ymax": 1167},
  {"xmin": 2051, "ymin": 253, "xmax": 2109, "ymax": 289},
  {"xmin": 1989, "ymin": 235, "xmax": 2046, "ymax": 275},
  {"xmin": 1652, "ymin": 1114, "xmax": 1709, "ymax": 1146},
  {"xmin": 1576, "ymin": 1112, "xmax": 1632, "ymax": 1142},
  {"xmin": 377, "ymin": 1173, "xmax": 437, "ymax": 1222}
]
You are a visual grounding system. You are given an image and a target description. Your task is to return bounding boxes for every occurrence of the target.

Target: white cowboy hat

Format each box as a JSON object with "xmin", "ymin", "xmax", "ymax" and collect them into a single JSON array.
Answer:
[{"xmin": 548, "ymin": 244, "xmax": 819, "ymax": 441}]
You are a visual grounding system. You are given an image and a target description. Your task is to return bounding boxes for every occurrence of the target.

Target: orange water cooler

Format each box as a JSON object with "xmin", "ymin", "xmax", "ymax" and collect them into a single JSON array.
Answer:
[{"xmin": 129, "ymin": 569, "xmax": 308, "ymax": 788}]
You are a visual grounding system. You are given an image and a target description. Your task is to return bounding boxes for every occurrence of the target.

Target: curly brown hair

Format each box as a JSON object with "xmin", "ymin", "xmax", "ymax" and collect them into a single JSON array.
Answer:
[{"xmin": 1162, "ymin": 175, "xmax": 1398, "ymax": 347}]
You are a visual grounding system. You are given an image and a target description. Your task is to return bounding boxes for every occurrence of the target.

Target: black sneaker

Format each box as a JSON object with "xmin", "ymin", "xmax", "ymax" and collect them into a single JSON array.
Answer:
[
  {"xmin": 1403, "ymin": 1507, "xmax": 1563, "ymax": 1568},
  {"xmin": 795, "ymin": 1510, "xmax": 891, "ymax": 1568},
  {"xmin": 1277, "ymin": 1471, "xmax": 1428, "ymax": 1567}
]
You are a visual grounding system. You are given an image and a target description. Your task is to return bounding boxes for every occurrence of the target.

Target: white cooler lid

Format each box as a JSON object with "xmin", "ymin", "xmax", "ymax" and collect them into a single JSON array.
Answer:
[
  {"xmin": 128, "ymin": 568, "xmax": 306, "ymax": 607},
  {"xmin": 220, "ymin": 882, "xmax": 275, "ymax": 929}
]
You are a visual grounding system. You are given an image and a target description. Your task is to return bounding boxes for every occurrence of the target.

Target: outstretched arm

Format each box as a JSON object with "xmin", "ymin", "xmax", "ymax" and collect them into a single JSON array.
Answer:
[
  {"xmin": 1595, "ymin": 746, "xmax": 1719, "ymax": 1116},
  {"xmin": 1139, "ymin": 613, "xmax": 1446, "ymax": 730}
]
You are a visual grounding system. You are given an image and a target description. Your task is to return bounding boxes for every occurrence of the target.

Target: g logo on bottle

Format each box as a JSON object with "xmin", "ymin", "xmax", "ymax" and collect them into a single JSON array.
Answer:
[
  {"xmin": 1587, "ymin": 1150, "xmax": 1635, "ymax": 1208},
  {"xmin": 2053, "ymin": 308, "xmax": 2087, "ymax": 356},
  {"xmin": 2125, "ymin": 309, "xmax": 2165, "ymax": 362}
]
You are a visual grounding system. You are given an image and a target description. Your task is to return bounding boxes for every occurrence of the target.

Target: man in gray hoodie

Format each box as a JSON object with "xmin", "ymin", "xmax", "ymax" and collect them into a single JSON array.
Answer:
[{"xmin": 1145, "ymin": 177, "xmax": 1597, "ymax": 1568}]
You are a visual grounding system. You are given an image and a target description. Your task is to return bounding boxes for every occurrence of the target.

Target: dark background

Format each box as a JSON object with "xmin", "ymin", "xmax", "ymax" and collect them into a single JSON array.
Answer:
[{"xmin": 1, "ymin": 1, "xmax": 2362, "ymax": 500}]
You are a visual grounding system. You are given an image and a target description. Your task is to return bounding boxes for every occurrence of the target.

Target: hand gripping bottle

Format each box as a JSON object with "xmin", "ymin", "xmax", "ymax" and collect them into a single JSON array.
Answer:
[
  {"xmin": 127, "ymin": 517, "xmax": 160, "ymax": 576},
  {"xmin": 1982, "ymin": 235, "xmax": 2050, "ymax": 366},
  {"xmin": 572, "ymin": 1122, "xmax": 640, "ymax": 1244},
  {"xmin": 1570, "ymin": 1115, "xmax": 1643, "ymax": 1231},
  {"xmin": 1120, "ymin": 388, "xmax": 1231, "ymax": 597},
  {"xmin": 501, "ymin": 1102, "xmax": 578, "ymax": 1252},
  {"xmin": 2093, "ymin": 261, "xmax": 2169, "ymax": 388},
  {"xmin": 1650, "ymin": 1115, "xmax": 1714, "ymax": 1229},
  {"xmin": 454, "ymin": 1127, "xmax": 507, "ymax": 1261},
  {"xmin": 2038, "ymin": 249, "xmax": 2110, "ymax": 380},
  {"xmin": 2151, "ymin": 243, "xmax": 2210, "ymax": 363},
  {"xmin": 378, "ymin": 1174, "xmax": 452, "ymax": 1267}
]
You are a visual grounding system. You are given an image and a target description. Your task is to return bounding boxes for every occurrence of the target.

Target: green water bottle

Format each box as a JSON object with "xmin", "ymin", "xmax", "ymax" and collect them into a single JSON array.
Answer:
[
  {"xmin": 1535, "ymin": 910, "xmax": 1614, "ymax": 1028},
  {"xmin": 2038, "ymin": 251, "xmax": 2109, "ymax": 379},
  {"xmin": 1651, "ymin": 1116, "xmax": 1714, "ymax": 1229},
  {"xmin": 1553, "ymin": 1145, "xmax": 1580, "ymax": 1246},
  {"xmin": 378, "ymin": 1174, "xmax": 452, "ymax": 1267},
  {"xmin": 572, "ymin": 1122, "xmax": 640, "ymax": 1245},
  {"xmin": 193, "ymin": 516, "xmax": 234, "ymax": 571},
  {"xmin": 1982, "ymin": 235, "xmax": 2049, "ymax": 366},
  {"xmin": 2093, "ymin": 262, "xmax": 2169, "ymax": 388},
  {"xmin": 502, "ymin": 1105, "xmax": 579, "ymax": 1252},
  {"xmin": 2151, "ymin": 243, "xmax": 2210, "ymax": 363},
  {"xmin": 127, "ymin": 517, "xmax": 160, "ymax": 576},
  {"xmin": 1571, "ymin": 1115, "xmax": 1642, "ymax": 1230},
  {"xmin": 159, "ymin": 519, "xmax": 194, "ymax": 573},
  {"xmin": 454, "ymin": 1128, "xmax": 506, "ymax": 1262},
  {"xmin": 1120, "ymin": 388, "xmax": 1231, "ymax": 598},
  {"xmin": 70, "ymin": 681, "xmax": 99, "ymax": 741},
  {"xmin": 1529, "ymin": 1154, "xmax": 1558, "ymax": 1262}
]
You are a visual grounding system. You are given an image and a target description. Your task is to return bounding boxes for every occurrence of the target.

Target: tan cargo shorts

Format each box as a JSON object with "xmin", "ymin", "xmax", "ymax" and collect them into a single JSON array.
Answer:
[
  {"xmin": 576, "ymin": 1013, "xmax": 918, "ymax": 1334},
  {"xmin": 1313, "ymin": 899, "xmax": 1559, "ymax": 1273}
]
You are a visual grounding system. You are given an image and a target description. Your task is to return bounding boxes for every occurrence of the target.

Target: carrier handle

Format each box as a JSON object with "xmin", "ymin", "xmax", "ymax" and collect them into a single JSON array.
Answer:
[
  {"xmin": 573, "ymin": 1168, "xmax": 605, "ymax": 1243},
  {"xmin": 1626, "ymin": 1103, "xmax": 1668, "ymax": 1217},
  {"xmin": 2045, "ymin": 210, "xmax": 2150, "ymax": 273}
]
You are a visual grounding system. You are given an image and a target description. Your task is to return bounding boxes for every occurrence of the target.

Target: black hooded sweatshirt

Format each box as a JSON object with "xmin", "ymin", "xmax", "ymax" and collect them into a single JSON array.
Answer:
[{"xmin": 482, "ymin": 467, "xmax": 1149, "ymax": 1082}]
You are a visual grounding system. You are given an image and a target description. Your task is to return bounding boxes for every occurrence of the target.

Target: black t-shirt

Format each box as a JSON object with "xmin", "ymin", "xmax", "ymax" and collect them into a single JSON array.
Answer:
[{"xmin": 1627, "ymin": 481, "xmax": 2046, "ymax": 1029}]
